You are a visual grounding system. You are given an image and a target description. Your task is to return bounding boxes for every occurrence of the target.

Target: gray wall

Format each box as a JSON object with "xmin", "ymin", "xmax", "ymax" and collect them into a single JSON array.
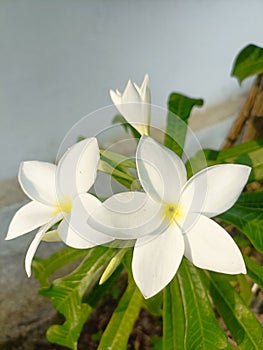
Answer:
[{"xmin": 1, "ymin": 0, "xmax": 262, "ymax": 180}]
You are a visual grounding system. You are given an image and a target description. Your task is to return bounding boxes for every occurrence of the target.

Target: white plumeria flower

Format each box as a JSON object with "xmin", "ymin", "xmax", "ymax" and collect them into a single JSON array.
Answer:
[
  {"xmin": 6, "ymin": 138, "xmax": 113, "ymax": 277},
  {"xmin": 127, "ymin": 136, "xmax": 250, "ymax": 299},
  {"xmin": 76, "ymin": 136, "xmax": 251, "ymax": 299},
  {"xmin": 110, "ymin": 74, "xmax": 151, "ymax": 136},
  {"xmin": 98, "ymin": 136, "xmax": 251, "ymax": 298}
]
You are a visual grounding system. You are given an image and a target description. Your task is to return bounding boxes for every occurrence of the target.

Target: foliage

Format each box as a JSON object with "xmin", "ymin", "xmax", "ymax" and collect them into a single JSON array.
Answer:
[{"xmin": 32, "ymin": 43, "xmax": 263, "ymax": 349}]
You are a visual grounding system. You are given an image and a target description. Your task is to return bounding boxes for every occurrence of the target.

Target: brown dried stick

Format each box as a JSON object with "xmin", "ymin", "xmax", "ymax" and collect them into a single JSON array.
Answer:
[
  {"xmin": 222, "ymin": 75, "xmax": 261, "ymax": 149},
  {"xmin": 242, "ymin": 74, "xmax": 263, "ymax": 142}
]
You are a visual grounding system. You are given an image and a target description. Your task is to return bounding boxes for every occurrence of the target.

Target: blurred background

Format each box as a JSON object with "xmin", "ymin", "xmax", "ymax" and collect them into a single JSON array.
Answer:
[{"xmin": 1, "ymin": 0, "xmax": 263, "ymax": 182}]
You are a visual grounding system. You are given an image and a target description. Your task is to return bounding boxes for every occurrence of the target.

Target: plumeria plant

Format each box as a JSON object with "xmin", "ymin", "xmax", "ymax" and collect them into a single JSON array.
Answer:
[{"xmin": 6, "ymin": 44, "xmax": 263, "ymax": 349}]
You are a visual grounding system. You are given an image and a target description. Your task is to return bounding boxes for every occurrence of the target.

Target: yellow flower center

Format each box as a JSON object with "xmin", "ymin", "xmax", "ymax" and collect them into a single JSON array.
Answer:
[
  {"xmin": 53, "ymin": 197, "xmax": 72, "ymax": 216},
  {"xmin": 162, "ymin": 202, "xmax": 184, "ymax": 223}
]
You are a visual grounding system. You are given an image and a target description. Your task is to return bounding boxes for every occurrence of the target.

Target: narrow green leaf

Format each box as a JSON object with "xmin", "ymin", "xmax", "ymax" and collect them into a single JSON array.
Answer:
[
  {"xmin": 163, "ymin": 276, "xmax": 185, "ymax": 349},
  {"xmin": 208, "ymin": 272, "xmax": 263, "ymax": 349},
  {"xmin": 231, "ymin": 44, "xmax": 263, "ymax": 84},
  {"xmin": 100, "ymin": 149, "xmax": 136, "ymax": 169},
  {"xmin": 177, "ymin": 260, "xmax": 231, "ymax": 350},
  {"xmin": 98, "ymin": 280, "xmax": 143, "ymax": 350},
  {"xmin": 164, "ymin": 93, "xmax": 203, "ymax": 157},
  {"xmin": 244, "ymin": 255, "xmax": 263, "ymax": 290},
  {"xmin": 217, "ymin": 138, "xmax": 263, "ymax": 161},
  {"xmin": 41, "ymin": 246, "xmax": 115, "ymax": 350},
  {"xmin": 218, "ymin": 206, "xmax": 263, "ymax": 253},
  {"xmin": 32, "ymin": 247, "xmax": 89, "ymax": 287}
]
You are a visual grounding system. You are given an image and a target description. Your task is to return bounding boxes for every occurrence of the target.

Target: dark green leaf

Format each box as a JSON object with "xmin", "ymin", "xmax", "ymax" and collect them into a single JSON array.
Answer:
[
  {"xmin": 41, "ymin": 246, "xmax": 115, "ymax": 350},
  {"xmin": 164, "ymin": 93, "xmax": 203, "ymax": 157},
  {"xmin": 236, "ymin": 191, "xmax": 263, "ymax": 209},
  {"xmin": 208, "ymin": 272, "xmax": 263, "ymax": 349},
  {"xmin": 244, "ymin": 255, "xmax": 263, "ymax": 290},
  {"xmin": 232, "ymin": 44, "xmax": 263, "ymax": 84},
  {"xmin": 218, "ymin": 206, "xmax": 263, "ymax": 253}
]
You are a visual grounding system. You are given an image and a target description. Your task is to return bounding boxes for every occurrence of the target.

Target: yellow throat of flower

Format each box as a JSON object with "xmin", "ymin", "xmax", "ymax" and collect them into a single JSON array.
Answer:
[
  {"xmin": 162, "ymin": 202, "xmax": 184, "ymax": 223},
  {"xmin": 53, "ymin": 197, "xmax": 72, "ymax": 216}
]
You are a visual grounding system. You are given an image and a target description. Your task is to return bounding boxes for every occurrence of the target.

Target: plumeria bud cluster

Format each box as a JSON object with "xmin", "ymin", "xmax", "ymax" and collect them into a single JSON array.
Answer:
[{"xmin": 6, "ymin": 75, "xmax": 251, "ymax": 298}]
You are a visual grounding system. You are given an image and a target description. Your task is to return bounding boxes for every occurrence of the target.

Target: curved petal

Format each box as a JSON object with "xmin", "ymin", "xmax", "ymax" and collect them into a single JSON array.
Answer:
[
  {"xmin": 25, "ymin": 212, "xmax": 64, "ymax": 277},
  {"xmin": 19, "ymin": 161, "xmax": 57, "ymax": 205},
  {"xmin": 87, "ymin": 192, "xmax": 165, "ymax": 239},
  {"xmin": 138, "ymin": 74, "xmax": 150, "ymax": 103},
  {"xmin": 180, "ymin": 164, "xmax": 251, "ymax": 218},
  {"xmin": 132, "ymin": 223, "xmax": 184, "ymax": 299},
  {"xmin": 56, "ymin": 138, "xmax": 100, "ymax": 199},
  {"xmin": 6, "ymin": 201, "xmax": 53, "ymax": 240},
  {"xmin": 136, "ymin": 136, "xmax": 187, "ymax": 202},
  {"xmin": 184, "ymin": 214, "xmax": 246, "ymax": 274},
  {"xmin": 58, "ymin": 196, "xmax": 114, "ymax": 248}
]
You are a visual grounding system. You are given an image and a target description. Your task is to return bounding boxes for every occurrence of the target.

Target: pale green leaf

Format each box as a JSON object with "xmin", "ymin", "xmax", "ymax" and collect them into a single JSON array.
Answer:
[{"xmin": 98, "ymin": 279, "xmax": 143, "ymax": 350}]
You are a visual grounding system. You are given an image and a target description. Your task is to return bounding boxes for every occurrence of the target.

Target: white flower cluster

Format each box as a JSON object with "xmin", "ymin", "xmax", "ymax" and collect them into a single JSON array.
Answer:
[{"xmin": 6, "ymin": 76, "xmax": 251, "ymax": 298}]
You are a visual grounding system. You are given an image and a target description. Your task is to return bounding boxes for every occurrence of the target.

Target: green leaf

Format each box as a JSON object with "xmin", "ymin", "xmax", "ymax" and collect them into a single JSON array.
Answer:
[
  {"xmin": 32, "ymin": 247, "xmax": 89, "ymax": 287},
  {"xmin": 208, "ymin": 272, "xmax": 263, "ymax": 349},
  {"xmin": 244, "ymin": 255, "xmax": 263, "ymax": 290},
  {"xmin": 98, "ymin": 279, "xmax": 143, "ymax": 350},
  {"xmin": 231, "ymin": 44, "xmax": 263, "ymax": 84},
  {"xmin": 218, "ymin": 206, "xmax": 263, "ymax": 253},
  {"xmin": 217, "ymin": 138, "xmax": 263, "ymax": 162},
  {"xmin": 40, "ymin": 246, "xmax": 115, "ymax": 350},
  {"xmin": 144, "ymin": 291, "xmax": 163, "ymax": 316},
  {"xmin": 164, "ymin": 93, "xmax": 203, "ymax": 157},
  {"xmin": 187, "ymin": 138, "xmax": 263, "ymax": 182},
  {"xmin": 163, "ymin": 276, "xmax": 185, "ymax": 349},
  {"xmin": 236, "ymin": 191, "xmax": 263, "ymax": 209},
  {"xmin": 164, "ymin": 259, "xmax": 230, "ymax": 350},
  {"xmin": 237, "ymin": 274, "xmax": 253, "ymax": 306}
]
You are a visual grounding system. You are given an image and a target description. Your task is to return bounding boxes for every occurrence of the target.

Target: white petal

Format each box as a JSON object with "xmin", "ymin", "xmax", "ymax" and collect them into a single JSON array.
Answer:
[
  {"xmin": 138, "ymin": 74, "xmax": 150, "ymax": 103},
  {"xmin": 136, "ymin": 136, "xmax": 187, "ymax": 202},
  {"xmin": 25, "ymin": 213, "xmax": 64, "ymax": 277},
  {"xmin": 87, "ymin": 191, "xmax": 165, "ymax": 239},
  {"xmin": 6, "ymin": 201, "xmax": 53, "ymax": 240},
  {"xmin": 19, "ymin": 161, "xmax": 57, "ymax": 205},
  {"xmin": 132, "ymin": 223, "xmax": 184, "ymax": 299},
  {"xmin": 122, "ymin": 80, "xmax": 141, "ymax": 102},
  {"xmin": 184, "ymin": 214, "xmax": 246, "ymax": 274},
  {"xmin": 56, "ymin": 138, "xmax": 100, "ymax": 199},
  {"xmin": 109, "ymin": 89, "xmax": 122, "ymax": 104},
  {"xmin": 58, "ymin": 194, "xmax": 114, "ymax": 248},
  {"xmin": 180, "ymin": 164, "xmax": 251, "ymax": 217}
]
